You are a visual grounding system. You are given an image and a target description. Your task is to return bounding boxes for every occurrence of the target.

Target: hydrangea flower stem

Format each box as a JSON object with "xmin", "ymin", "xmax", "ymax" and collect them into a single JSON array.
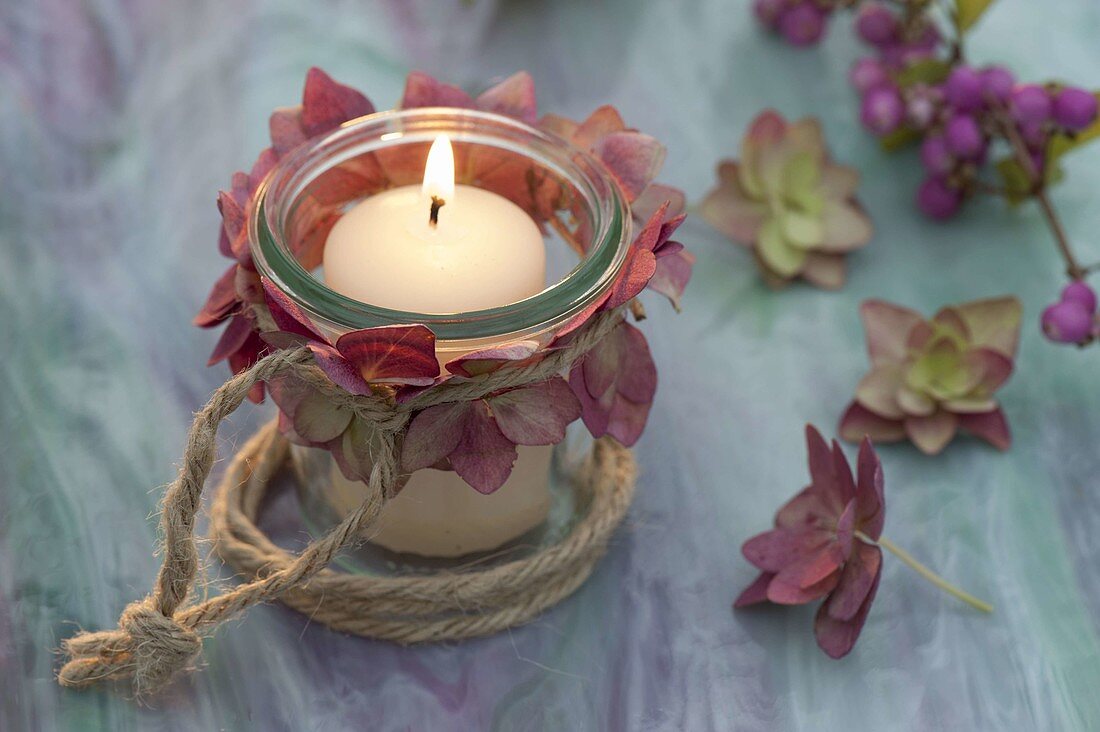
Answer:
[{"xmin": 856, "ymin": 531, "xmax": 994, "ymax": 613}]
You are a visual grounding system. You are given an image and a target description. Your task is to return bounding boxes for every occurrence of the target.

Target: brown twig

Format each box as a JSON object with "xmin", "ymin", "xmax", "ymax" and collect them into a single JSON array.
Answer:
[{"xmin": 988, "ymin": 104, "xmax": 1087, "ymax": 280}]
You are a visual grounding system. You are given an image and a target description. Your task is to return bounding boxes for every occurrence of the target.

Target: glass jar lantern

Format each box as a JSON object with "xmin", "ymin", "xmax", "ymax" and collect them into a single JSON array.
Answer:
[{"xmin": 248, "ymin": 107, "xmax": 631, "ymax": 560}]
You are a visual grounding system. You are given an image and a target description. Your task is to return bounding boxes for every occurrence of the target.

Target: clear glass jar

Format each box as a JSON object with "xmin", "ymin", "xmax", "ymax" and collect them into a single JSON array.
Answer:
[{"xmin": 248, "ymin": 107, "xmax": 631, "ymax": 564}]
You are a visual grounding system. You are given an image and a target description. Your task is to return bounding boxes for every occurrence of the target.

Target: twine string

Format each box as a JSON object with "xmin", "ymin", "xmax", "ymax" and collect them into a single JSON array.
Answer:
[{"xmin": 57, "ymin": 309, "xmax": 633, "ymax": 696}]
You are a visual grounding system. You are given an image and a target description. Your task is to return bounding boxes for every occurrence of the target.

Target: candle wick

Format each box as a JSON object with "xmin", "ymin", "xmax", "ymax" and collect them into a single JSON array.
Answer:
[{"xmin": 429, "ymin": 196, "xmax": 446, "ymax": 227}]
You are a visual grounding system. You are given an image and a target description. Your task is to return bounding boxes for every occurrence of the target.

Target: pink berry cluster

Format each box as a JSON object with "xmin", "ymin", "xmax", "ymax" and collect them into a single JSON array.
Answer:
[
  {"xmin": 753, "ymin": 0, "xmax": 833, "ymax": 46},
  {"xmin": 1042, "ymin": 282, "xmax": 1098, "ymax": 346},
  {"xmin": 842, "ymin": 3, "xmax": 1098, "ymax": 221},
  {"xmin": 754, "ymin": 0, "xmax": 1100, "ymax": 350}
]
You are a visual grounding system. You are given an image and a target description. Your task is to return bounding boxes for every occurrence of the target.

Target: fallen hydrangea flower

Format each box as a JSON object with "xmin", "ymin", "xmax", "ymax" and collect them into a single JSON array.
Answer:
[
  {"xmin": 735, "ymin": 425, "xmax": 992, "ymax": 658},
  {"xmin": 839, "ymin": 296, "xmax": 1021, "ymax": 455},
  {"xmin": 700, "ymin": 110, "xmax": 873, "ymax": 289}
]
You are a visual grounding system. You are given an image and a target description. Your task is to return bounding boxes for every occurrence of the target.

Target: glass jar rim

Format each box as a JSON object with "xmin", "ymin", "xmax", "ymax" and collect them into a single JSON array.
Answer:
[{"xmin": 249, "ymin": 107, "xmax": 631, "ymax": 345}]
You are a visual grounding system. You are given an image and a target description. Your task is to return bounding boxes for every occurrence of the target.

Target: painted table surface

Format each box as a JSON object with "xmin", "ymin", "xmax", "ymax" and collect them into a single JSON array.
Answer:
[{"xmin": 2, "ymin": 0, "xmax": 1100, "ymax": 729}]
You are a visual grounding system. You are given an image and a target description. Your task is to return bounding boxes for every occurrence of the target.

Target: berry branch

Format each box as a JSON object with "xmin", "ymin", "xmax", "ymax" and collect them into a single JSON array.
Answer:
[{"xmin": 754, "ymin": 0, "xmax": 1100, "ymax": 348}]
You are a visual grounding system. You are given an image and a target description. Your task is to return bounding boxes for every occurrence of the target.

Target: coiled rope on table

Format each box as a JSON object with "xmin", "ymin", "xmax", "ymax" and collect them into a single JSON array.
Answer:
[{"xmin": 56, "ymin": 308, "xmax": 636, "ymax": 697}]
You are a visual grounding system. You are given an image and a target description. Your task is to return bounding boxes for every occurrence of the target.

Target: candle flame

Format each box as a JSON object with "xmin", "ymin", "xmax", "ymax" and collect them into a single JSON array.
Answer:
[{"xmin": 422, "ymin": 134, "xmax": 455, "ymax": 203}]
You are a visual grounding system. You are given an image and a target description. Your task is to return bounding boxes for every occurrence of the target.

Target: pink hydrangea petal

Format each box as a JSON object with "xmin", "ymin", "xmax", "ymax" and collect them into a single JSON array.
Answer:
[
  {"xmin": 307, "ymin": 342, "xmax": 373, "ymax": 396},
  {"xmin": 897, "ymin": 386, "xmax": 936, "ymax": 417},
  {"xmin": 293, "ymin": 391, "xmax": 354, "ymax": 443},
  {"xmin": 300, "ymin": 67, "xmax": 375, "ymax": 138},
  {"xmin": 820, "ymin": 163, "xmax": 860, "ymax": 199},
  {"xmin": 931, "ymin": 307, "xmax": 971, "ymax": 340},
  {"xmin": 606, "ymin": 247, "xmax": 657, "ymax": 310},
  {"xmin": 605, "ymin": 393, "xmax": 653, "ymax": 447},
  {"xmin": 942, "ymin": 397, "xmax": 997, "ymax": 414},
  {"xmin": 860, "ymin": 299, "xmax": 925, "ymax": 365},
  {"xmin": 905, "ymin": 410, "xmax": 959, "ymax": 455},
  {"xmin": 733, "ymin": 572, "xmax": 776, "ymax": 608},
  {"xmin": 855, "ymin": 364, "xmax": 905, "ymax": 419},
  {"xmin": 611, "ymin": 322, "xmax": 658, "ymax": 403},
  {"xmin": 572, "ymin": 105, "xmax": 628, "ymax": 148},
  {"xmin": 648, "ymin": 248, "xmax": 696, "ymax": 312},
  {"xmin": 966, "ymin": 347, "xmax": 1014, "ymax": 393},
  {"xmin": 537, "ymin": 112, "xmax": 579, "ymax": 141},
  {"xmin": 855, "ymin": 438, "xmax": 885, "ymax": 539},
  {"xmin": 742, "ymin": 527, "xmax": 832, "ymax": 573},
  {"xmin": 831, "ymin": 440, "xmax": 858, "ymax": 505},
  {"xmin": 475, "ymin": 71, "xmax": 537, "ymax": 124},
  {"xmin": 400, "ymin": 71, "xmax": 475, "ymax": 109},
  {"xmin": 218, "ymin": 191, "xmax": 247, "ymax": 258},
  {"xmin": 194, "ymin": 265, "xmax": 240, "ymax": 327},
  {"xmin": 335, "ymin": 416, "xmax": 379, "ymax": 484},
  {"xmin": 593, "ymin": 131, "xmax": 666, "ymax": 201},
  {"xmin": 448, "ymin": 402, "xmax": 519, "ymax": 494},
  {"xmin": 839, "ymin": 402, "xmax": 907, "ymax": 444},
  {"xmin": 207, "ymin": 313, "xmax": 254, "ymax": 366},
  {"xmin": 445, "ymin": 341, "xmax": 541, "ymax": 377},
  {"xmin": 633, "ymin": 183, "xmax": 686, "ymax": 221},
  {"xmin": 401, "ymin": 402, "xmax": 471, "ymax": 472},
  {"xmin": 699, "ymin": 161, "xmax": 768, "ymax": 245},
  {"xmin": 570, "ymin": 361, "xmax": 611, "ymax": 437},
  {"xmin": 954, "ymin": 296, "xmax": 1023, "ymax": 358},
  {"xmin": 800, "ymin": 252, "xmax": 847, "ymax": 290},
  {"xmin": 334, "ymin": 325, "xmax": 439, "ymax": 385},
  {"xmin": 958, "ymin": 408, "xmax": 1012, "ymax": 450},
  {"xmin": 775, "ymin": 486, "xmax": 833, "ymax": 529},
  {"xmin": 248, "ymin": 148, "xmax": 277, "ymax": 191},
  {"xmin": 270, "ymin": 107, "xmax": 307, "ymax": 155},
  {"xmin": 488, "ymin": 377, "xmax": 581, "ymax": 446},
  {"xmin": 767, "ymin": 563, "xmax": 841, "ymax": 605},
  {"xmin": 826, "ymin": 542, "xmax": 882, "ymax": 623},
  {"xmin": 819, "ymin": 200, "xmax": 873, "ymax": 251},
  {"xmin": 775, "ymin": 543, "xmax": 846, "ymax": 592},
  {"xmin": 262, "ymin": 276, "xmax": 322, "ymax": 340},
  {"xmin": 805, "ymin": 424, "xmax": 836, "ymax": 494},
  {"xmin": 835, "ymin": 499, "xmax": 857, "ymax": 559},
  {"xmin": 814, "ymin": 551, "xmax": 882, "ymax": 658}
]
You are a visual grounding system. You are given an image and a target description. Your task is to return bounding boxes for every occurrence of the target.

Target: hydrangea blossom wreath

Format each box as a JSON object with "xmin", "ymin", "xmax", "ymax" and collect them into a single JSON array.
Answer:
[
  {"xmin": 56, "ymin": 69, "xmax": 693, "ymax": 698},
  {"xmin": 753, "ymin": 0, "xmax": 1100, "ymax": 348},
  {"xmin": 699, "ymin": 110, "xmax": 873, "ymax": 289},
  {"xmin": 195, "ymin": 68, "xmax": 694, "ymax": 494},
  {"xmin": 735, "ymin": 426, "xmax": 992, "ymax": 659},
  {"xmin": 839, "ymin": 296, "xmax": 1021, "ymax": 454}
]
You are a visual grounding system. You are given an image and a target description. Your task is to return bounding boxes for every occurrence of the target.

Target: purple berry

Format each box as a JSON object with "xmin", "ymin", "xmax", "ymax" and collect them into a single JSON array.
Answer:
[
  {"xmin": 944, "ymin": 66, "xmax": 983, "ymax": 112},
  {"xmin": 1041, "ymin": 300, "xmax": 1093, "ymax": 343},
  {"xmin": 1052, "ymin": 87, "xmax": 1098, "ymax": 131},
  {"xmin": 856, "ymin": 2, "xmax": 897, "ymax": 46},
  {"xmin": 1062, "ymin": 281, "xmax": 1098, "ymax": 314},
  {"xmin": 980, "ymin": 66, "xmax": 1015, "ymax": 104},
  {"xmin": 754, "ymin": 0, "xmax": 786, "ymax": 28},
  {"xmin": 1017, "ymin": 120, "xmax": 1047, "ymax": 149},
  {"xmin": 906, "ymin": 86, "xmax": 940, "ymax": 129},
  {"xmin": 920, "ymin": 134, "xmax": 953, "ymax": 175},
  {"xmin": 916, "ymin": 176, "xmax": 962, "ymax": 220},
  {"xmin": 944, "ymin": 114, "xmax": 985, "ymax": 159},
  {"xmin": 1010, "ymin": 84, "xmax": 1053, "ymax": 125},
  {"xmin": 850, "ymin": 58, "xmax": 889, "ymax": 95},
  {"xmin": 860, "ymin": 85, "xmax": 905, "ymax": 135},
  {"xmin": 778, "ymin": 3, "xmax": 827, "ymax": 46},
  {"xmin": 909, "ymin": 23, "xmax": 942, "ymax": 53}
]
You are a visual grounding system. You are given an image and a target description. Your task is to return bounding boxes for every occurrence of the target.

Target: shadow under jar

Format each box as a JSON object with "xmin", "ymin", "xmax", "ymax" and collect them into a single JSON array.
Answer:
[{"xmin": 249, "ymin": 107, "xmax": 631, "ymax": 564}]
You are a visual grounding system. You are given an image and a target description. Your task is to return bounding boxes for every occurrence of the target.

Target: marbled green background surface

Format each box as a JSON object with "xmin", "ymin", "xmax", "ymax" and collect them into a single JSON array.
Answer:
[{"xmin": 2, "ymin": 0, "xmax": 1099, "ymax": 729}]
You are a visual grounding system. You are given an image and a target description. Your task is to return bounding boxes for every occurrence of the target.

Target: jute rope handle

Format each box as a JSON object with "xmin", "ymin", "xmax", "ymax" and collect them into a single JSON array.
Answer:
[{"xmin": 57, "ymin": 309, "xmax": 632, "ymax": 697}]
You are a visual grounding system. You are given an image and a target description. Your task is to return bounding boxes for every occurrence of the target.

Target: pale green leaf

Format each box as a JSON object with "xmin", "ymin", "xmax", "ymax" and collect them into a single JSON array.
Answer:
[{"xmin": 956, "ymin": 0, "xmax": 996, "ymax": 32}]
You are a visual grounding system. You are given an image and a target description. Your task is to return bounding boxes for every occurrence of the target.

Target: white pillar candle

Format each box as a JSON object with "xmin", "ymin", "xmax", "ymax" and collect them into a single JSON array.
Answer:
[{"xmin": 321, "ymin": 135, "xmax": 553, "ymax": 557}]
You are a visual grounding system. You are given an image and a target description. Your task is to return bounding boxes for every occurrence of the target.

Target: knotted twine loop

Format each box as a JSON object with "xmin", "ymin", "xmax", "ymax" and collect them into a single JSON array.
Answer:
[{"xmin": 58, "ymin": 309, "xmax": 633, "ymax": 697}]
